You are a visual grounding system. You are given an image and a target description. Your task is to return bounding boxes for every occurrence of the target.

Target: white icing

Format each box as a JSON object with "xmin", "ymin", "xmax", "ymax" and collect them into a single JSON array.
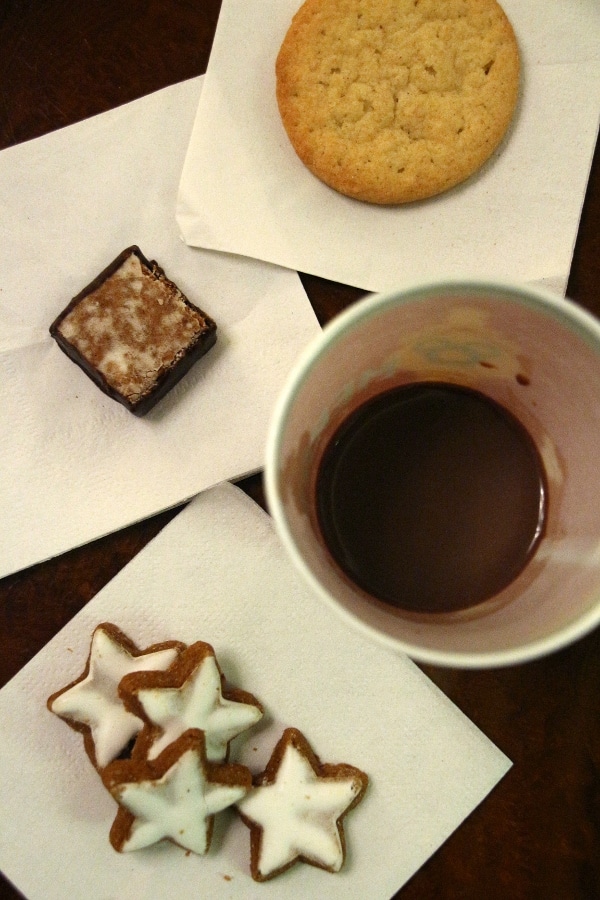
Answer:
[
  {"xmin": 136, "ymin": 652, "xmax": 262, "ymax": 762},
  {"xmin": 49, "ymin": 626, "xmax": 179, "ymax": 768},
  {"xmin": 237, "ymin": 740, "xmax": 363, "ymax": 877},
  {"xmin": 115, "ymin": 744, "xmax": 248, "ymax": 854},
  {"xmin": 114, "ymin": 254, "xmax": 143, "ymax": 281}
]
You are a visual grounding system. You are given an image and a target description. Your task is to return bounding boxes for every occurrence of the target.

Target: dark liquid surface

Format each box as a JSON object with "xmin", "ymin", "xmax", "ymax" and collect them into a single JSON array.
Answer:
[{"xmin": 316, "ymin": 383, "xmax": 547, "ymax": 614}]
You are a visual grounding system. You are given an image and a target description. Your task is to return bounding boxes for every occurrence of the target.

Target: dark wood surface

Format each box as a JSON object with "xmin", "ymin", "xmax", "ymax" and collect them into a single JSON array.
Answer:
[{"xmin": 1, "ymin": 2, "xmax": 599, "ymax": 898}]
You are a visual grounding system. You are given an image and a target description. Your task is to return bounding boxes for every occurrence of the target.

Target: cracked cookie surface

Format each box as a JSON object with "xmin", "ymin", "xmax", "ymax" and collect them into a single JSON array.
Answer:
[{"xmin": 276, "ymin": 0, "xmax": 520, "ymax": 204}]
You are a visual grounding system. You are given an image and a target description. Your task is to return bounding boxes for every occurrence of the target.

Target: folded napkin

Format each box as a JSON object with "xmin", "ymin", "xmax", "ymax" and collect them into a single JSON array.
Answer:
[
  {"xmin": 0, "ymin": 483, "xmax": 511, "ymax": 899},
  {"xmin": 0, "ymin": 76, "xmax": 320, "ymax": 578},
  {"xmin": 177, "ymin": 0, "xmax": 600, "ymax": 296}
]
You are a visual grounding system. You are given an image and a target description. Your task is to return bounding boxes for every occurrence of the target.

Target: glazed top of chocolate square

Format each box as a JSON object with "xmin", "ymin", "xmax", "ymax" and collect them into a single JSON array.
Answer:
[{"xmin": 56, "ymin": 250, "xmax": 211, "ymax": 404}]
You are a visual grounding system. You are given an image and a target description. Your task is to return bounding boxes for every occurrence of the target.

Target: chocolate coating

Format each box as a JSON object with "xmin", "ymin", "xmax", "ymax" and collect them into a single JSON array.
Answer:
[{"xmin": 49, "ymin": 246, "xmax": 217, "ymax": 416}]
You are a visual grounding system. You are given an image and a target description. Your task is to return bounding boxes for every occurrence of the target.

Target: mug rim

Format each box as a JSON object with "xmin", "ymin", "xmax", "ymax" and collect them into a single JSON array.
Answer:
[{"xmin": 265, "ymin": 278, "xmax": 600, "ymax": 668}]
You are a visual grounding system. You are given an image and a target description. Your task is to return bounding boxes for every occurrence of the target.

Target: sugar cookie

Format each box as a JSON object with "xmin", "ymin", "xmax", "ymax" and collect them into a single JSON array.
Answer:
[{"xmin": 276, "ymin": 0, "xmax": 520, "ymax": 203}]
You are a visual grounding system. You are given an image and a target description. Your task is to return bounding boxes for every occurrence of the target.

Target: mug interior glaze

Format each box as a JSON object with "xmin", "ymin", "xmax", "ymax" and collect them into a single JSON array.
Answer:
[{"xmin": 265, "ymin": 280, "xmax": 600, "ymax": 668}]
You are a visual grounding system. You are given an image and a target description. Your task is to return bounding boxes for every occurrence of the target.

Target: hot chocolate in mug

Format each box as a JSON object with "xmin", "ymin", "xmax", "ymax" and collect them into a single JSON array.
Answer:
[{"xmin": 265, "ymin": 280, "xmax": 600, "ymax": 668}]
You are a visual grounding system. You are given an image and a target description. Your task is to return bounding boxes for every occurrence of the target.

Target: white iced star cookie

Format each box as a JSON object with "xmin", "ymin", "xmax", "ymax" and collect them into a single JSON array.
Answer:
[
  {"xmin": 236, "ymin": 728, "xmax": 368, "ymax": 881},
  {"xmin": 102, "ymin": 729, "xmax": 251, "ymax": 854},
  {"xmin": 119, "ymin": 641, "xmax": 264, "ymax": 763},
  {"xmin": 47, "ymin": 623, "xmax": 185, "ymax": 770}
]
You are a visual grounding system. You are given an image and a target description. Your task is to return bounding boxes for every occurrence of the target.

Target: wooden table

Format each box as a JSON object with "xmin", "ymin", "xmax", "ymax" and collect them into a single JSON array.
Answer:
[{"xmin": 1, "ymin": 3, "xmax": 599, "ymax": 897}]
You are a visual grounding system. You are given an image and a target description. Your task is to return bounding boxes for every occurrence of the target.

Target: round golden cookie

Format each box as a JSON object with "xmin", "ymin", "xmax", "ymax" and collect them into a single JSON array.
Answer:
[{"xmin": 276, "ymin": 0, "xmax": 520, "ymax": 204}]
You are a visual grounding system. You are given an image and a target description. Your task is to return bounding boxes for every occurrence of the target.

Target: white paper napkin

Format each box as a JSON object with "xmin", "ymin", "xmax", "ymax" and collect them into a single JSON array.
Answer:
[
  {"xmin": 177, "ymin": 0, "xmax": 600, "ymax": 296},
  {"xmin": 0, "ymin": 483, "xmax": 511, "ymax": 899},
  {"xmin": 0, "ymin": 76, "xmax": 320, "ymax": 579}
]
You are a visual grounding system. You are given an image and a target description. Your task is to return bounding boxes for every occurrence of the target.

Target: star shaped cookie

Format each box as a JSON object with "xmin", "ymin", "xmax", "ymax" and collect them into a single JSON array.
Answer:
[
  {"xmin": 236, "ymin": 727, "xmax": 368, "ymax": 881},
  {"xmin": 47, "ymin": 623, "xmax": 185, "ymax": 769},
  {"xmin": 102, "ymin": 729, "xmax": 251, "ymax": 854},
  {"xmin": 119, "ymin": 641, "xmax": 263, "ymax": 763}
]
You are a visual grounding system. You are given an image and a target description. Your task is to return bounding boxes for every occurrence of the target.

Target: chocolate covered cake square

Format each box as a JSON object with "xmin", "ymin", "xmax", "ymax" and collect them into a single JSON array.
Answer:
[{"xmin": 49, "ymin": 246, "xmax": 217, "ymax": 415}]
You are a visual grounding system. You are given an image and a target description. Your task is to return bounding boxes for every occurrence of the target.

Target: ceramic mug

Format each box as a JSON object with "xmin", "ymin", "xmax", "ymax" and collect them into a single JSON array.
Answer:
[{"xmin": 265, "ymin": 280, "xmax": 600, "ymax": 668}]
